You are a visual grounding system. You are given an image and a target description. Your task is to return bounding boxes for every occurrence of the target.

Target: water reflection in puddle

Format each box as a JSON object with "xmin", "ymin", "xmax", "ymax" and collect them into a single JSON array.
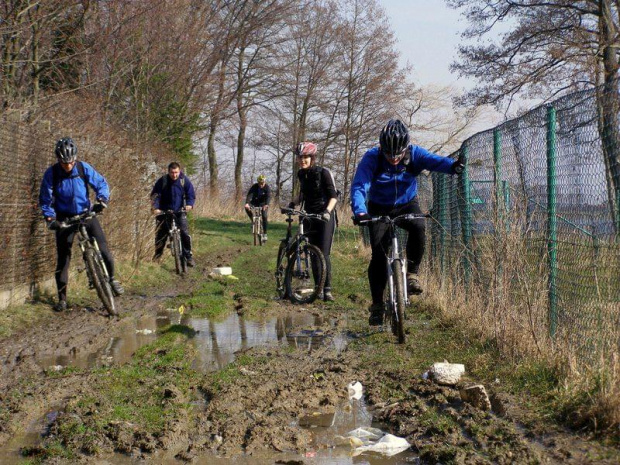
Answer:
[{"xmin": 36, "ymin": 310, "xmax": 345, "ymax": 373}]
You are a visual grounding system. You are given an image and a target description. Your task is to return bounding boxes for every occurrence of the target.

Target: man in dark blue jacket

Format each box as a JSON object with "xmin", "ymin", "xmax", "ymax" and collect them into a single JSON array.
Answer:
[
  {"xmin": 39, "ymin": 137, "xmax": 124, "ymax": 312},
  {"xmin": 150, "ymin": 162, "xmax": 196, "ymax": 266},
  {"xmin": 351, "ymin": 119, "xmax": 465, "ymax": 325}
]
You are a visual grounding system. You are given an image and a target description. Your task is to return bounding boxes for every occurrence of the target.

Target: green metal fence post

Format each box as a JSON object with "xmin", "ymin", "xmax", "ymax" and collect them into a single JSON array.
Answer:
[
  {"xmin": 546, "ymin": 104, "xmax": 558, "ymax": 337},
  {"xmin": 459, "ymin": 146, "xmax": 473, "ymax": 294},
  {"xmin": 494, "ymin": 128, "xmax": 504, "ymax": 296},
  {"xmin": 438, "ymin": 174, "xmax": 447, "ymax": 288}
]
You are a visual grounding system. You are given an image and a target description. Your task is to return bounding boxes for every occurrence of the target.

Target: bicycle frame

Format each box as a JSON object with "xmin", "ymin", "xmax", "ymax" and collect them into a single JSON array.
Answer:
[
  {"xmin": 276, "ymin": 208, "xmax": 326, "ymax": 302},
  {"xmin": 66, "ymin": 212, "xmax": 111, "ymax": 282}
]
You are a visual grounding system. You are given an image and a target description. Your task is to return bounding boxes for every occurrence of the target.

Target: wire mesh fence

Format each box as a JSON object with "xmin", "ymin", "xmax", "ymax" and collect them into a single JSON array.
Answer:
[
  {"xmin": 429, "ymin": 81, "xmax": 620, "ymax": 367},
  {"xmin": 0, "ymin": 111, "xmax": 167, "ymax": 309}
]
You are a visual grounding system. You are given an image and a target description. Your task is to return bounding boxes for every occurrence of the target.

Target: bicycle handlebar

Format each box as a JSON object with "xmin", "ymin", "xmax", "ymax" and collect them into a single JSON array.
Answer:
[
  {"xmin": 60, "ymin": 211, "xmax": 98, "ymax": 228},
  {"xmin": 353, "ymin": 212, "xmax": 430, "ymax": 226},
  {"xmin": 279, "ymin": 207, "xmax": 325, "ymax": 221},
  {"xmin": 155, "ymin": 208, "xmax": 186, "ymax": 218}
]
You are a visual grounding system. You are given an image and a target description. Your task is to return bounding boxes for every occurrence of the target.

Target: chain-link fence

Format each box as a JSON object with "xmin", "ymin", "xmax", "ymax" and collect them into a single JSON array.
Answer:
[
  {"xmin": 429, "ymin": 82, "xmax": 620, "ymax": 366},
  {"xmin": 0, "ymin": 110, "xmax": 167, "ymax": 309}
]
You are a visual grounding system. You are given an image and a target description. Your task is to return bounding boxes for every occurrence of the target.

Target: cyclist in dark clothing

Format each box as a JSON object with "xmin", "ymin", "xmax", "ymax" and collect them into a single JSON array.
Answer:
[
  {"xmin": 244, "ymin": 174, "xmax": 271, "ymax": 241},
  {"xmin": 39, "ymin": 137, "xmax": 124, "ymax": 312},
  {"xmin": 351, "ymin": 119, "xmax": 465, "ymax": 325},
  {"xmin": 150, "ymin": 162, "xmax": 196, "ymax": 266},
  {"xmin": 288, "ymin": 142, "xmax": 338, "ymax": 302}
]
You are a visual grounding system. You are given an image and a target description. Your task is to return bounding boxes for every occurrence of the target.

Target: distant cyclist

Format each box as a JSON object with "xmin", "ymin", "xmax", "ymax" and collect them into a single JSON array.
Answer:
[
  {"xmin": 350, "ymin": 119, "xmax": 465, "ymax": 325},
  {"xmin": 150, "ymin": 162, "xmax": 196, "ymax": 266},
  {"xmin": 288, "ymin": 142, "xmax": 338, "ymax": 302},
  {"xmin": 244, "ymin": 174, "xmax": 271, "ymax": 241},
  {"xmin": 39, "ymin": 137, "xmax": 124, "ymax": 312}
]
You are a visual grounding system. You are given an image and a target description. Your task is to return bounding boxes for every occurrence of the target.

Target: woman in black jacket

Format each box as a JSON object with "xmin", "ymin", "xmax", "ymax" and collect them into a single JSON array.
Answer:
[{"xmin": 288, "ymin": 142, "xmax": 338, "ymax": 301}]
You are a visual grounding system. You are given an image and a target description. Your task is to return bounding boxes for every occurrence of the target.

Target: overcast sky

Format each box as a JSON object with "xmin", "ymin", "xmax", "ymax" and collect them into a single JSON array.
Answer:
[{"xmin": 381, "ymin": 0, "xmax": 471, "ymax": 88}]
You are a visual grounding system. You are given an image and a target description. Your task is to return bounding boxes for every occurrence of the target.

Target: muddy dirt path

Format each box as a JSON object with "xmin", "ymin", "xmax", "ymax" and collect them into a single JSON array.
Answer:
[{"xmin": 0, "ymin": 221, "xmax": 618, "ymax": 464}]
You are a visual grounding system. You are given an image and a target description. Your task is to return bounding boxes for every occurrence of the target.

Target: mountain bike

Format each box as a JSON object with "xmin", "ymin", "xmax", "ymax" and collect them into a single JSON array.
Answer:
[
  {"xmin": 157, "ymin": 209, "xmax": 187, "ymax": 274},
  {"xmin": 251, "ymin": 206, "xmax": 265, "ymax": 246},
  {"xmin": 355, "ymin": 213, "xmax": 430, "ymax": 343},
  {"xmin": 61, "ymin": 211, "xmax": 117, "ymax": 316},
  {"xmin": 275, "ymin": 208, "xmax": 326, "ymax": 304}
]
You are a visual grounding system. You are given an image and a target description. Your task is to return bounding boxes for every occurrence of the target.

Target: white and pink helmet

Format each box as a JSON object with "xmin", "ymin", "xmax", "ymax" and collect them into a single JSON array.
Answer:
[{"xmin": 295, "ymin": 141, "xmax": 318, "ymax": 158}]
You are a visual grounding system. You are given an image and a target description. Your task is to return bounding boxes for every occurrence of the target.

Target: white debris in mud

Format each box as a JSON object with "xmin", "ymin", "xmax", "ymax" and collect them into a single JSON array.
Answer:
[
  {"xmin": 347, "ymin": 381, "xmax": 363, "ymax": 400},
  {"xmin": 136, "ymin": 329, "xmax": 154, "ymax": 335},
  {"xmin": 341, "ymin": 427, "xmax": 410, "ymax": 457},
  {"xmin": 50, "ymin": 365, "xmax": 64, "ymax": 372},
  {"xmin": 212, "ymin": 266, "xmax": 232, "ymax": 275},
  {"xmin": 429, "ymin": 362, "xmax": 465, "ymax": 385}
]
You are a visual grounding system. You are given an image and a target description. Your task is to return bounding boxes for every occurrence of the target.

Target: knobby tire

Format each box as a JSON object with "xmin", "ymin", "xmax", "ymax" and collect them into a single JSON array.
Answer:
[
  {"xmin": 84, "ymin": 246, "xmax": 116, "ymax": 316},
  {"xmin": 285, "ymin": 243, "xmax": 326, "ymax": 304},
  {"xmin": 172, "ymin": 230, "xmax": 183, "ymax": 275},
  {"xmin": 275, "ymin": 241, "xmax": 288, "ymax": 299},
  {"xmin": 392, "ymin": 259, "xmax": 406, "ymax": 344}
]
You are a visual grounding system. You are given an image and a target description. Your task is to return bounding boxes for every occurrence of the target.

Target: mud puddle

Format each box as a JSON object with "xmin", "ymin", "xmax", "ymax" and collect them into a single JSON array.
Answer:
[{"xmin": 35, "ymin": 310, "xmax": 345, "ymax": 373}]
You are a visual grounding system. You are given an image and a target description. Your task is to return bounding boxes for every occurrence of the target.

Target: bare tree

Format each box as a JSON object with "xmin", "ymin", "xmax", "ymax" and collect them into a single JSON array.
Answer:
[{"xmin": 448, "ymin": 0, "xmax": 620, "ymax": 231}]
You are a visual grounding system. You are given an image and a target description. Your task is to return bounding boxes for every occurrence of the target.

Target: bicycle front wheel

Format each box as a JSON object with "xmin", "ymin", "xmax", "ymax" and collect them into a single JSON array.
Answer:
[
  {"xmin": 84, "ymin": 247, "xmax": 116, "ymax": 316},
  {"xmin": 285, "ymin": 243, "xmax": 326, "ymax": 304},
  {"xmin": 275, "ymin": 241, "xmax": 288, "ymax": 299},
  {"xmin": 391, "ymin": 259, "xmax": 406, "ymax": 344},
  {"xmin": 171, "ymin": 231, "xmax": 183, "ymax": 274},
  {"xmin": 253, "ymin": 217, "xmax": 260, "ymax": 246}
]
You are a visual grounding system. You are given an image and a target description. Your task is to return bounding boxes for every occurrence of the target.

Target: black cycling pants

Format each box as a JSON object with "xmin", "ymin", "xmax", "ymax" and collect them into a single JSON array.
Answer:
[
  {"xmin": 55, "ymin": 216, "xmax": 114, "ymax": 302},
  {"xmin": 245, "ymin": 205, "xmax": 268, "ymax": 232},
  {"xmin": 303, "ymin": 212, "xmax": 336, "ymax": 291},
  {"xmin": 155, "ymin": 212, "xmax": 192, "ymax": 258},
  {"xmin": 367, "ymin": 198, "xmax": 425, "ymax": 305}
]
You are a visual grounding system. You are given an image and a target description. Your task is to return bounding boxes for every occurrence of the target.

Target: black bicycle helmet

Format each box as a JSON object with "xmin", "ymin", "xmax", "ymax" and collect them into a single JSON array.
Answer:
[
  {"xmin": 379, "ymin": 119, "xmax": 410, "ymax": 159},
  {"xmin": 55, "ymin": 137, "xmax": 78, "ymax": 163}
]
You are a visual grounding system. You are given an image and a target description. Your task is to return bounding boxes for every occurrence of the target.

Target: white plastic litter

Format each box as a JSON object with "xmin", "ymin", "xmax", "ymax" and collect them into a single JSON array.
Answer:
[
  {"xmin": 346, "ymin": 427, "xmax": 384, "ymax": 443},
  {"xmin": 352, "ymin": 433, "xmax": 410, "ymax": 457},
  {"xmin": 212, "ymin": 266, "xmax": 232, "ymax": 275},
  {"xmin": 347, "ymin": 381, "xmax": 363, "ymax": 400},
  {"xmin": 50, "ymin": 365, "xmax": 64, "ymax": 372},
  {"xmin": 135, "ymin": 329, "xmax": 153, "ymax": 335}
]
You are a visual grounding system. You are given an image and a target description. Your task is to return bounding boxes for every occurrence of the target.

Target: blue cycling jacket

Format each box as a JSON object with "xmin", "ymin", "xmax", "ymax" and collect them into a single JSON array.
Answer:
[
  {"xmin": 350, "ymin": 145, "xmax": 455, "ymax": 216},
  {"xmin": 39, "ymin": 161, "xmax": 110, "ymax": 219},
  {"xmin": 150, "ymin": 173, "xmax": 196, "ymax": 211}
]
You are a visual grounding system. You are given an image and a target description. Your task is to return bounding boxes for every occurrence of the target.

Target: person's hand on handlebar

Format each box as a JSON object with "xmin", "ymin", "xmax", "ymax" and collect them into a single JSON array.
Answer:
[
  {"xmin": 244, "ymin": 203, "xmax": 250, "ymax": 210},
  {"xmin": 320, "ymin": 210, "xmax": 331, "ymax": 222},
  {"xmin": 352, "ymin": 212, "xmax": 369, "ymax": 225},
  {"xmin": 185, "ymin": 205, "xmax": 193, "ymax": 211},
  {"xmin": 153, "ymin": 208, "xmax": 163, "ymax": 216},
  {"xmin": 92, "ymin": 200, "xmax": 107, "ymax": 214}
]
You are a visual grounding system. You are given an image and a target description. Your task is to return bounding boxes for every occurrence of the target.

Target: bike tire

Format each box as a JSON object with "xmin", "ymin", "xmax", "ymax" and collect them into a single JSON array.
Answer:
[
  {"xmin": 253, "ymin": 218, "xmax": 259, "ymax": 246},
  {"xmin": 172, "ymin": 231, "xmax": 183, "ymax": 275},
  {"xmin": 392, "ymin": 259, "xmax": 406, "ymax": 344},
  {"xmin": 285, "ymin": 243, "xmax": 326, "ymax": 304},
  {"xmin": 275, "ymin": 241, "xmax": 288, "ymax": 299},
  {"xmin": 84, "ymin": 247, "xmax": 117, "ymax": 316}
]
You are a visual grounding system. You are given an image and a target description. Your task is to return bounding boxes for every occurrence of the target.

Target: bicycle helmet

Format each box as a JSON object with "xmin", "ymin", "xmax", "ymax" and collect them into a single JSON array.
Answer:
[
  {"xmin": 295, "ymin": 142, "xmax": 317, "ymax": 158},
  {"xmin": 257, "ymin": 174, "xmax": 266, "ymax": 183},
  {"xmin": 55, "ymin": 137, "xmax": 78, "ymax": 163},
  {"xmin": 379, "ymin": 119, "xmax": 410, "ymax": 160}
]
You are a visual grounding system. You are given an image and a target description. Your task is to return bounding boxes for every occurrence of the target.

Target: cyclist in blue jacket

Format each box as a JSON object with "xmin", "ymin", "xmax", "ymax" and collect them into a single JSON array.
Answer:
[
  {"xmin": 150, "ymin": 162, "xmax": 196, "ymax": 266},
  {"xmin": 39, "ymin": 137, "xmax": 124, "ymax": 312},
  {"xmin": 351, "ymin": 119, "xmax": 465, "ymax": 325}
]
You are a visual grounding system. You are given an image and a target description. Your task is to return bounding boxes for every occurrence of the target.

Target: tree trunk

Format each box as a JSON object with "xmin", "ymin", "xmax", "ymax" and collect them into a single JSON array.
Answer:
[
  {"xmin": 235, "ymin": 47, "xmax": 247, "ymax": 202},
  {"xmin": 597, "ymin": 0, "xmax": 620, "ymax": 235}
]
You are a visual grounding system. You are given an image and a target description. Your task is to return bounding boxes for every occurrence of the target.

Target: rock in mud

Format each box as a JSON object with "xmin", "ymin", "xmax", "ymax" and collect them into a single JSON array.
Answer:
[
  {"xmin": 459, "ymin": 384, "xmax": 491, "ymax": 411},
  {"xmin": 428, "ymin": 362, "xmax": 465, "ymax": 385}
]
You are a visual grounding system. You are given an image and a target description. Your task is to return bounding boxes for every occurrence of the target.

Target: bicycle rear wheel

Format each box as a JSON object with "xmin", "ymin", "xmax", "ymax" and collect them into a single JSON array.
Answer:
[
  {"xmin": 285, "ymin": 243, "xmax": 326, "ymax": 304},
  {"xmin": 391, "ymin": 259, "xmax": 406, "ymax": 344},
  {"xmin": 84, "ymin": 247, "xmax": 116, "ymax": 316},
  {"xmin": 171, "ymin": 231, "xmax": 183, "ymax": 274}
]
